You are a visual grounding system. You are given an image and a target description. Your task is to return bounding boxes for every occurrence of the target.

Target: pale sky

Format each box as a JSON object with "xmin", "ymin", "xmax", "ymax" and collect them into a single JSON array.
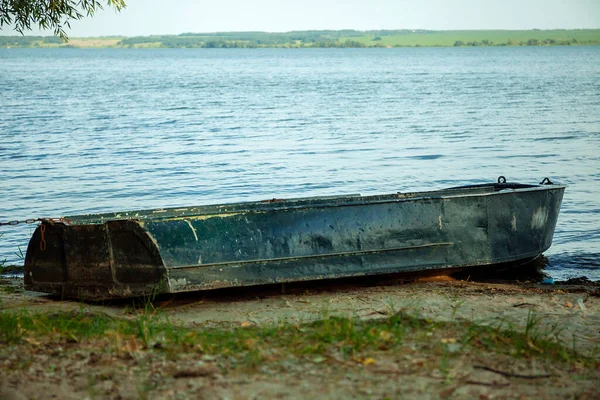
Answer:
[{"xmin": 4, "ymin": 0, "xmax": 600, "ymax": 36}]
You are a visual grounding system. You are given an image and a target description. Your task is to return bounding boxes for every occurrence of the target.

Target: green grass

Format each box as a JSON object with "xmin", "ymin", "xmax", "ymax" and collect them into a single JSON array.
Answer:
[
  {"xmin": 0, "ymin": 281, "xmax": 23, "ymax": 294},
  {"xmin": 0, "ymin": 307, "xmax": 596, "ymax": 371},
  {"xmin": 343, "ymin": 29, "xmax": 600, "ymax": 47}
]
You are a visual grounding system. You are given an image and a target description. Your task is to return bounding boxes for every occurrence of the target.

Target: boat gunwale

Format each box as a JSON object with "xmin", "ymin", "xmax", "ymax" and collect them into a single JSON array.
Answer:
[{"xmin": 63, "ymin": 183, "xmax": 566, "ymax": 225}]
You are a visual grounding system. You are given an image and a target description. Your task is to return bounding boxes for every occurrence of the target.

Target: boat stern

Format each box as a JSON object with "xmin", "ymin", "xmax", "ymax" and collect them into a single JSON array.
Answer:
[{"xmin": 24, "ymin": 220, "xmax": 168, "ymax": 300}]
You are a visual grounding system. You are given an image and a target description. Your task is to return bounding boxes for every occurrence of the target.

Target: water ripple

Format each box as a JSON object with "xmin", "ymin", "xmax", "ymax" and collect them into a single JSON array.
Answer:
[{"xmin": 1, "ymin": 47, "xmax": 599, "ymax": 280}]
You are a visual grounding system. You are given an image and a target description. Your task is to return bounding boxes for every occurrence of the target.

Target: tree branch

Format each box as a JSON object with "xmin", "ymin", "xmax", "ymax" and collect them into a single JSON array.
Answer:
[{"xmin": 0, "ymin": 0, "xmax": 126, "ymax": 40}]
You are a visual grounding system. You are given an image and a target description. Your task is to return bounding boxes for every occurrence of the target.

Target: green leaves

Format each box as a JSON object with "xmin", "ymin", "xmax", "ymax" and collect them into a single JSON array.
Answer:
[{"xmin": 0, "ymin": 0, "xmax": 126, "ymax": 40}]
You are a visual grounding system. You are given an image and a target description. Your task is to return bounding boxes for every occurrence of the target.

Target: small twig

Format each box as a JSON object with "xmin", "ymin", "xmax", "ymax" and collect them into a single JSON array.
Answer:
[
  {"xmin": 355, "ymin": 296, "xmax": 371, "ymax": 303},
  {"xmin": 512, "ymin": 302, "xmax": 540, "ymax": 308},
  {"xmin": 474, "ymin": 365, "xmax": 553, "ymax": 379},
  {"xmin": 362, "ymin": 309, "xmax": 388, "ymax": 317}
]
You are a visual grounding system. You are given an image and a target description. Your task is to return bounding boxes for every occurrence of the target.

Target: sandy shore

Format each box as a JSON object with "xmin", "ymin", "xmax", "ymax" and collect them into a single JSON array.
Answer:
[{"xmin": 1, "ymin": 272, "xmax": 599, "ymax": 399}]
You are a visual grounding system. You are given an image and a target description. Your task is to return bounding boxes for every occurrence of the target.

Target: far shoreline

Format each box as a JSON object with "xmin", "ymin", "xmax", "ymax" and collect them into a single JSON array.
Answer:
[{"xmin": 2, "ymin": 29, "xmax": 599, "ymax": 49}]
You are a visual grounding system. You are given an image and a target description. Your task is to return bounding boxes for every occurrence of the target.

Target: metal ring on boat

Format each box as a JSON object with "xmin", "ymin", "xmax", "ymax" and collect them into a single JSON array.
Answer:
[{"xmin": 497, "ymin": 176, "xmax": 507, "ymax": 184}]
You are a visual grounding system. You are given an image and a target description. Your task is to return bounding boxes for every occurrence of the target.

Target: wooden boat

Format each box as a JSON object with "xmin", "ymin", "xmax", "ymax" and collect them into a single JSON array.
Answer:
[{"xmin": 24, "ymin": 177, "xmax": 565, "ymax": 300}]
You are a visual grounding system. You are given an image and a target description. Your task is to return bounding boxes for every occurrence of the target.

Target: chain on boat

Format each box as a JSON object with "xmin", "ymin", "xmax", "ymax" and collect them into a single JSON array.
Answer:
[{"xmin": 0, "ymin": 217, "xmax": 71, "ymax": 252}]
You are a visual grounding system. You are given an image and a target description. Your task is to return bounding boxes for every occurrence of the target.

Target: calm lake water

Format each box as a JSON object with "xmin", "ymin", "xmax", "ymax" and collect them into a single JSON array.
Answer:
[{"xmin": 1, "ymin": 47, "xmax": 599, "ymax": 280}]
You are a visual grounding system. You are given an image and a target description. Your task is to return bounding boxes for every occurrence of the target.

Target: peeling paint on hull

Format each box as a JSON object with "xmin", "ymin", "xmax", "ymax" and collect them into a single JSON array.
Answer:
[{"xmin": 24, "ymin": 181, "xmax": 565, "ymax": 300}]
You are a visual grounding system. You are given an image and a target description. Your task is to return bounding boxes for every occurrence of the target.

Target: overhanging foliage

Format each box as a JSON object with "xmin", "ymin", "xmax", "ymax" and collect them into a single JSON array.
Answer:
[{"xmin": 0, "ymin": 0, "xmax": 126, "ymax": 39}]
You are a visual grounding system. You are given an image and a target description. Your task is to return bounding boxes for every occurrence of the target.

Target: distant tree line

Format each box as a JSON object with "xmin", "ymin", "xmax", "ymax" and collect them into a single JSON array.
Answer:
[
  {"xmin": 115, "ymin": 30, "xmax": 435, "ymax": 48},
  {"xmin": 1, "ymin": 29, "xmax": 597, "ymax": 49},
  {"xmin": 0, "ymin": 36, "xmax": 61, "ymax": 46},
  {"xmin": 116, "ymin": 32, "xmax": 590, "ymax": 48},
  {"xmin": 453, "ymin": 38, "xmax": 580, "ymax": 47},
  {"xmin": 117, "ymin": 36, "xmax": 377, "ymax": 48},
  {"xmin": 118, "ymin": 35, "xmax": 379, "ymax": 48}
]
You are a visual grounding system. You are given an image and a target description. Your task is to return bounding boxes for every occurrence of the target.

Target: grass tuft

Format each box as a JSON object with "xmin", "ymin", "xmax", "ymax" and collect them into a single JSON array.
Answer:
[{"xmin": 0, "ymin": 307, "xmax": 597, "ymax": 371}]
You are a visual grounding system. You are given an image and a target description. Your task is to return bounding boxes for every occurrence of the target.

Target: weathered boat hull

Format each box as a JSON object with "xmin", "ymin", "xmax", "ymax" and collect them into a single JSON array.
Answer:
[{"xmin": 24, "ymin": 180, "xmax": 565, "ymax": 300}]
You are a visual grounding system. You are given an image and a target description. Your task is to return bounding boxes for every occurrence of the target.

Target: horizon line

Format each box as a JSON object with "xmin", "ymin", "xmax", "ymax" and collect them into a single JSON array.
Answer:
[{"xmin": 2, "ymin": 27, "xmax": 600, "ymax": 38}]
